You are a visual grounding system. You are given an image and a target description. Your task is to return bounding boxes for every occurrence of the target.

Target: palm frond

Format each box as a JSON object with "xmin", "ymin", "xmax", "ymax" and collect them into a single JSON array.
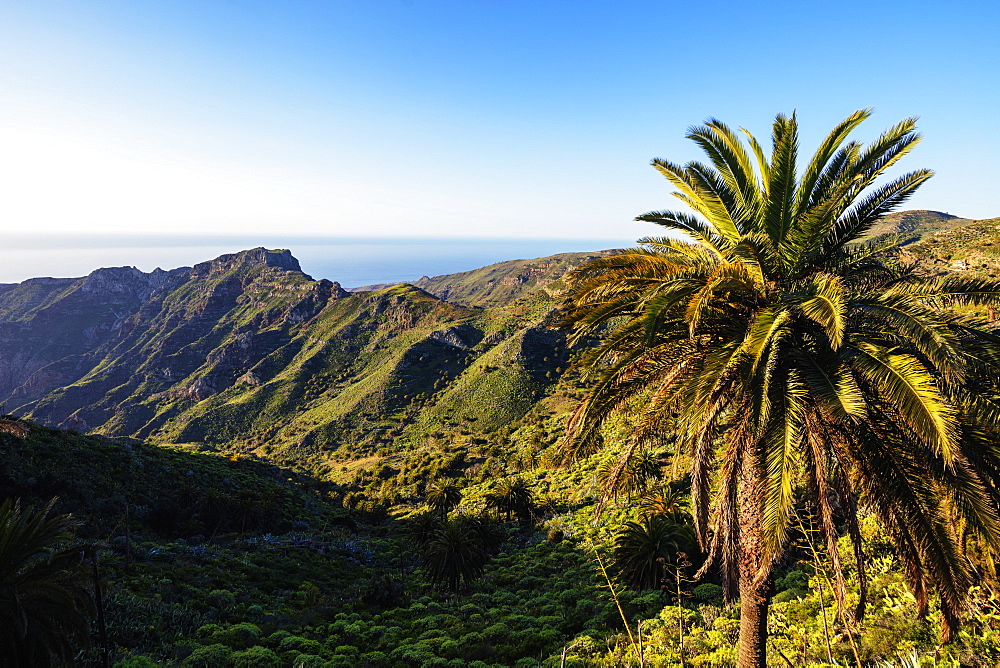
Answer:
[{"xmin": 849, "ymin": 344, "xmax": 958, "ymax": 464}]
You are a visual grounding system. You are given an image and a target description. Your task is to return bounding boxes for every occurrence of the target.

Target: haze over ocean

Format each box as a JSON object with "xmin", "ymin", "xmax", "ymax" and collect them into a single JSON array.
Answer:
[{"xmin": 0, "ymin": 236, "xmax": 634, "ymax": 289}]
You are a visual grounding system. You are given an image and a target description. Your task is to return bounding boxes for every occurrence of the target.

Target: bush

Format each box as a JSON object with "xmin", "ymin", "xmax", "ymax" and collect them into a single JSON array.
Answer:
[
  {"xmin": 209, "ymin": 622, "xmax": 262, "ymax": 649},
  {"xmin": 692, "ymin": 583, "xmax": 723, "ymax": 603},
  {"xmin": 184, "ymin": 643, "xmax": 233, "ymax": 667},
  {"xmin": 360, "ymin": 651, "xmax": 389, "ymax": 666},
  {"xmin": 231, "ymin": 645, "xmax": 280, "ymax": 668},
  {"xmin": 207, "ymin": 589, "xmax": 236, "ymax": 609}
]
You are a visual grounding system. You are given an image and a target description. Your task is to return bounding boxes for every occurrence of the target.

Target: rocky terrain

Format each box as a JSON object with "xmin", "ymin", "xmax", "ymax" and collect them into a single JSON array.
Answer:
[{"xmin": 0, "ymin": 246, "xmax": 607, "ymax": 472}]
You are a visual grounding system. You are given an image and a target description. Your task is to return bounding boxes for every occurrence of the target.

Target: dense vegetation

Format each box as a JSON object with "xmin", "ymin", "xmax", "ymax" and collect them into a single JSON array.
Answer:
[
  {"xmin": 7, "ymin": 408, "xmax": 1000, "ymax": 666},
  {"xmin": 556, "ymin": 110, "xmax": 1000, "ymax": 665},
  {"xmin": 6, "ymin": 126, "xmax": 1000, "ymax": 663}
]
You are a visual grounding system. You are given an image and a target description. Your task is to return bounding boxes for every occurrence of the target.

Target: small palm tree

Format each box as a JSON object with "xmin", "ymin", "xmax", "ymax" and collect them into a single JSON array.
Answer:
[
  {"xmin": 612, "ymin": 514, "xmax": 697, "ymax": 590},
  {"xmin": 596, "ymin": 449, "xmax": 664, "ymax": 502},
  {"xmin": 559, "ymin": 109, "xmax": 1000, "ymax": 665},
  {"xmin": 636, "ymin": 482, "xmax": 689, "ymax": 522},
  {"xmin": 0, "ymin": 497, "xmax": 94, "ymax": 667},
  {"xmin": 484, "ymin": 478, "xmax": 535, "ymax": 524},
  {"xmin": 425, "ymin": 481, "xmax": 463, "ymax": 518},
  {"xmin": 418, "ymin": 516, "xmax": 494, "ymax": 591}
]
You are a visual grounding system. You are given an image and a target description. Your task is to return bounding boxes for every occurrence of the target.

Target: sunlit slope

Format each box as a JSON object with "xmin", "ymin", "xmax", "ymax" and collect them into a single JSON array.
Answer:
[
  {"xmin": 863, "ymin": 209, "xmax": 971, "ymax": 241},
  {"xmin": 900, "ymin": 216, "xmax": 1000, "ymax": 275},
  {"xmin": 150, "ymin": 284, "xmax": 483, "ymax": 454},
  {"xmin": 23, "ymin": 250, "xmax": 336, "ymax": 433},
  {"xmin": 353, "ymin": 250, "xmax": 616, "ymax": 307},
  {"xmin": 0, "ymin": 247, "xmax": 578, "ymax": 466},
  {"xmin": 6, "ymin": 211, "xmax": 987, "ymax": 470}
]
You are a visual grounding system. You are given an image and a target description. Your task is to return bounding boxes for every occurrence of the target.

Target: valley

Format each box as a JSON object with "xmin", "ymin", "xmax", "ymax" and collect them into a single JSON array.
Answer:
[{"xmin": 5, "ymin": 211, "xmax": 1000, "ymax": 666}]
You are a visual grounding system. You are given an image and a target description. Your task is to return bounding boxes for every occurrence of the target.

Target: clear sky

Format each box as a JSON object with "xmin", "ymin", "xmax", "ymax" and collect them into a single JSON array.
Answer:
[{"xmin": 1, "ymin": 0, "xmax": 997, "ymax": 240}]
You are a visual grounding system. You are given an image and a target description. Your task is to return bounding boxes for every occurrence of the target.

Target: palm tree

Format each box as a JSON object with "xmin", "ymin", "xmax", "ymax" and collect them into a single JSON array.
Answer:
[
  {"xmin": 636, "ymin": 482, "xmax": 689, "ymax": 523},
  {"xmin": 425, "ymin": 480, "xmax": 463, "ymax": 518},
  {"xmin": 0, "ymin": 497, "xmax": 94, "ymax": 667},
  {"xmin": 418, "ymin": 516, "xmax": 495, "ymax": 591},
  {"xmin": 483, "ymin": 478, "xmax": 535, "ymax": 524},
  {"xmin": 613, "ymin": 514, "xmax": 697, "ymax": 591},
  {"xmin": 596, "ymin": 449, "xmax": 663, "ymax": 503},
  {"xmin": 558, "ymin": 109, "xmax": 1000, "ymax": 666}
]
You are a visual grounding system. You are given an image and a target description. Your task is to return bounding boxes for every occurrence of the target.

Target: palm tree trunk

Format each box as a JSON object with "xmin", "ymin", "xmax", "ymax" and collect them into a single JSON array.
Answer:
[
  {"xmin": 737, "ymin": 574, "xmax": 772, "ymax": 667},
  {"xmin": 737, "ymin": 460, "xmax": 773, "ymax": 668}
]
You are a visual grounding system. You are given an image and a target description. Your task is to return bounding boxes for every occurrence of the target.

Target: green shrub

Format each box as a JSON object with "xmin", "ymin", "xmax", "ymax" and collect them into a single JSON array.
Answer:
[
  {"xmin": 360, "ymin": 651, "xmax": 389, "ymax": 666},
  {"xmin": 231, "ymin": 645, "xmax": 279, "ymax": 668},
  {"xmin": 692, "ymin": 583, "xmax": 723, "ymax": 603},
  {"xmin": 207, "ymin": 589, "xmax": 236, "ymax": 609},
  {"xmin": 184, "ymin": 643, "xmax": 233, "ymax": 667}
]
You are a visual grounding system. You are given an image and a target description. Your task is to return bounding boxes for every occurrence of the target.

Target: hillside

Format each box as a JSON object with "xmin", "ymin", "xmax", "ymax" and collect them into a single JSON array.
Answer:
[
  {"xmin": 0, "ymin": 246, "xmax": 592, "ymax": 480},
  {"xmin": 351, "ymin": 250, "xmax": 617, "ymax": 307},
  {"xmin": 862, "ymin": 209, "xmax": 971, "ymax": 241},
  {"xmin": 4, "ymin": 216, "xmax": 1000, "ymax": 666},
  {"xmin": 900, "ymin": 216, "xmax": 1000, "ymax": 275},
  {"xmin": 0, "ymin": 419, "xmax": 676, "ymax": 667},
  {"xmin": 0, "ymin": 421, "xmax": 329, "ymax": 539},
  {"xmin": 0, "ymin": 213, "xmax": 985, "ymax": 478}
]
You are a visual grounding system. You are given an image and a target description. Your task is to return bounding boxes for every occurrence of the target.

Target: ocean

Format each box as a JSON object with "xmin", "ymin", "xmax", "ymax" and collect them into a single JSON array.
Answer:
[{"xmin": 0, "ymin": 235, "xmax": 637, "ymax": 289}]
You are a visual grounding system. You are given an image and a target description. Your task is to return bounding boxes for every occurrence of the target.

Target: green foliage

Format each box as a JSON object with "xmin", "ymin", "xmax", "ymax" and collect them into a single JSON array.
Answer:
[
  {"xmin": 484, "ymin": 478, "xmax": 536, "ymax": 524},
  {"xmin": 557, "ymin": 109, "xmax": 1000, "ymax": 659},
  {"xmin": 0, "ymin": 424, "xmax": 314, "ymax": 539},
  {"xmin": 425, "ymin": 480, "xmax": 463, "ymax": 518},
  {"xmin": 692, "ymin": 583, "xmax": 723, "ymax": 604},
  {"xmin": 231, "ymin": 645, "xmax": 279, "ymax": 667},
  {"xmin": 611, "ymin": 514, "xmax": 697, "ymax": 591},
  {"xmin": 417, "ymin": 516, "xmax": 498, "ymax": 591},
  {"xmin": 8, "ymin": 232, "xmax": 1000, "ymax": 666},
  {"xmin": 184, "ymin": 643, "xmax": 232, "ymax": 667},
  {"xmin": 0, "ymin": 497, "xmax": 94, "ymax": 668}
]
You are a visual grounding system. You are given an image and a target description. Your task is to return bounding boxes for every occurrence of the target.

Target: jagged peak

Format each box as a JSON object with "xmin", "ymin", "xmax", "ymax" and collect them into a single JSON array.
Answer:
[{"xmin": 190, "ymin": 248, "xmax": 303, "ymax": 277}]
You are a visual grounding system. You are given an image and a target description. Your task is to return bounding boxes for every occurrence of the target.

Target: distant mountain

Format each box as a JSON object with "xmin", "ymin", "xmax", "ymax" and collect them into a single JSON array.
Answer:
[
  {"xmin": 1, "ymin": 211, "xmax": 990, "ymax": 473},
  {"xmin": 862, "ymin": 209, "xmax": 972, "ymax": 242},
  {"xmin": 349, "ymin": 249, "xmax": 618, "ymax": 307}
]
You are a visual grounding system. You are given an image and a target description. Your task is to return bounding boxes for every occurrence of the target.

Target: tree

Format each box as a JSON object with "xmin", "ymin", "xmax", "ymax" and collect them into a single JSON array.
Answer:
[
  {"xmin": 418, "ymin": 516, "xmax": 496, "ymax": 591},
  {"xmin": 557, "ymin": 109, "xmax": 1000, "ymax": 666},
  {"xmin": 636, "ymin": 481, "xmax": 689, "ymax": 523},
  {"xmin": 612, "ymin": 514, "xmax": 696, "ymax": 590},
  {"xmin": 425, "ymin": 480, "xmax": 463, "ymax": 518},
  {"xmin": 596, "ymin": 449, "xmax": 663, "ymax": 503},
  {"xmin": 0, "ymin": 497, "xmax": 94, "ymax": 667},
  {"xmin": 483, "ymin": 478, "xmax": 535, "ymax": 524}
]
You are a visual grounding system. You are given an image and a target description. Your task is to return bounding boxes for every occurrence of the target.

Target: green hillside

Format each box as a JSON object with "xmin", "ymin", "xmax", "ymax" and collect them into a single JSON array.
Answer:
[
  {"xmin": 900, "ymin": 216, "xmax": 1000, "ymax": 275},
  {"xmin": 863, "ymin": 208, "xmax": 970, "ymax": 241},
  {"xmin": 352, "ymin": 250, "xmax": 617, "ymax": 307},
  {"xmin": 0, "ymin": 247, "xmax": 594, "ymax": 480},
  {"xmin": 5, "ymin": 214, "xmax": 1000, "ymax": 666}
]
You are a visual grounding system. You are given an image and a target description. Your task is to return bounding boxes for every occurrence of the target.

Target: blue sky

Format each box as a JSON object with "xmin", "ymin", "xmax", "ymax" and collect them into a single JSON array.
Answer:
[{"xmin": 1, "ymin": 0, "xmax": 997, "ymax": 240}]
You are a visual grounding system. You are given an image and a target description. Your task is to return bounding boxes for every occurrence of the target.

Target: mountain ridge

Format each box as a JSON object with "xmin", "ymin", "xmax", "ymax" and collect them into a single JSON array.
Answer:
[{"xmin": 0, "ymin": 211, "xmax": 987, "ymax": 476}]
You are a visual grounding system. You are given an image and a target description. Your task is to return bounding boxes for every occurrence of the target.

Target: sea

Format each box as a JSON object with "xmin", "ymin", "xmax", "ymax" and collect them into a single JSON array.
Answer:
[{"xmin": 0, "ymin": 235, "xmax": 637, "ymax": 289}]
